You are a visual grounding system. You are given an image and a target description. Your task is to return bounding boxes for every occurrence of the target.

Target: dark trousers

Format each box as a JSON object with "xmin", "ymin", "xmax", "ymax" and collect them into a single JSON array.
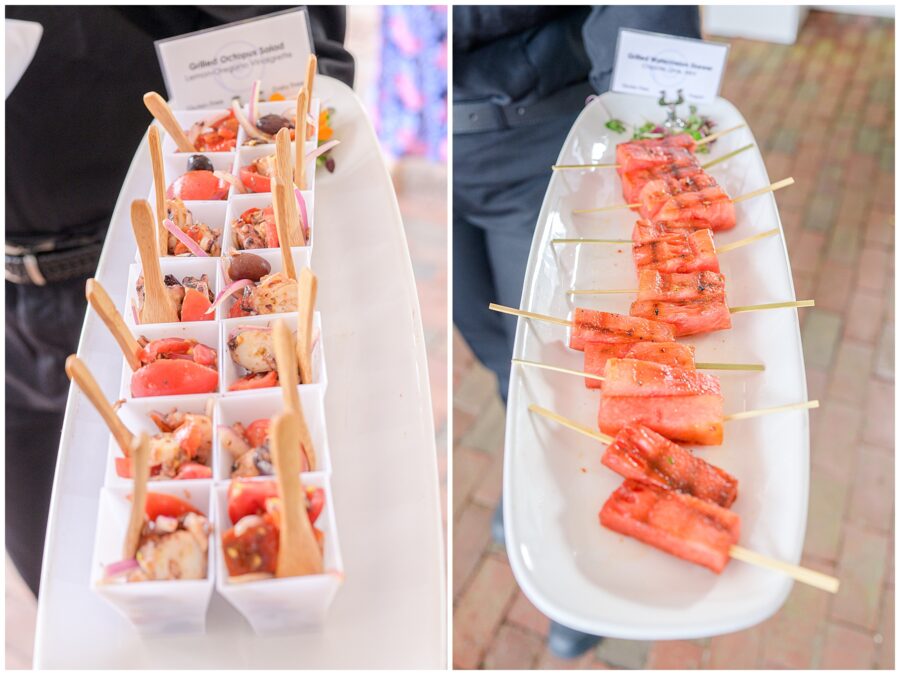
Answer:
[{"xmin": 5, "ymin": 279, "xmax": 88, "ymax": 596}]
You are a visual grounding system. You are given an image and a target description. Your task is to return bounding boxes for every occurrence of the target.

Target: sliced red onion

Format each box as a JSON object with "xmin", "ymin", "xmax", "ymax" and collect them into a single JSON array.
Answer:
[
  {"xmin": 167, "ymin": 353, "xmax": 195, "ymax": 361},
  {"xmin": 104, "ymin": 558, "xmax": 140, "ymax": 578},
  {"xmin": 234, "ymin": 514, "xmax": 265, "ymax": 537},
  {"xmin": 163, "ymin": 218, "xmax": 208, "ymax": 257},
  {"xmin": 206, "ymin": 279, "xmax": 254, "ymax": 315},
  {"xmin": 294, "ymin": 188, "xmax": 310, "ymax": 242},
  {"xmin": 232, "ymin": 97, "xmax": 271, "ymax": 143},
  {"xmin": 249, "ymin": 80, "xmax": 261, "ymax": 126},
  {"xmin": 306, "ymin": 139, "xmax": 339, "ymax": 162},
  {"xmin": 187, "ymin": 122, "xmax": 202, "ymax": 146},
  {"xmin": 214, "ymin": 170, "xmax": 248, "ymax": 195}
]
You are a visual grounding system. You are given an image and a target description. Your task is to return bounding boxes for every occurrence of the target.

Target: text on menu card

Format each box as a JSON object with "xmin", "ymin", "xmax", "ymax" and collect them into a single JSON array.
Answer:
[
  {"xmin": 155, "ymin": 8, "xmax": 315, "ymax": 110},
  {"xmin": 610, "ymin": 29, "xmax": 729, "ymax": 104}
]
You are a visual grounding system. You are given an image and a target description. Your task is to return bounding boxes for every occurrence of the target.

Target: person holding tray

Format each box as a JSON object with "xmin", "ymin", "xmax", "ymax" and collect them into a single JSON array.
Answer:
[
  {"xmin": 5, "ymin": 6, "xmax": 354, "ymax": 599},
  {"xmin": 452, "ymin": 4, "xmax": 702, "ymax": 660}
]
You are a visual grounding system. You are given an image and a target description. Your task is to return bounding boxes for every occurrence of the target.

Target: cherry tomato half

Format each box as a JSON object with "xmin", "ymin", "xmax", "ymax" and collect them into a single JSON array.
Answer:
[{"xmin": 131, "ymin": 360, "xmax": 219, "ymax": 397}]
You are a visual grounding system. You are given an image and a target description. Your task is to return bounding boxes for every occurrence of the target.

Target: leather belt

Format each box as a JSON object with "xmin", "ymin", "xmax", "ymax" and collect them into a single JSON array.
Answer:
[
  {"xmin": 454, "ymin": 81, "xmax": 595, "ymax": 135},
  {"xmin": 6, "ymin": 236, "xmax": 104, "ymax": 286}
]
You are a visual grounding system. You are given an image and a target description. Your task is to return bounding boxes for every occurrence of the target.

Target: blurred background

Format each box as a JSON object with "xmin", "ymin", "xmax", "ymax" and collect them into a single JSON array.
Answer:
[
  {"xmin": 5, "ymin": 6, "xmax": 447, "ymax": 668},
  {"xmin": 453, "ymin": 5, "xmax": 894, "ymax": 670}
]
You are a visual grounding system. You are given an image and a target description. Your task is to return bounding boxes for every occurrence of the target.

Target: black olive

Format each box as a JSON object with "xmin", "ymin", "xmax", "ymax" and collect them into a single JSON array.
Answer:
[
  {"xmin": 187, "ymin": 154, "xmax": 214, "ymax": 172},
  {"xmin": 256, "ymin": 114, "xmax": 293, "ymax": 136}
]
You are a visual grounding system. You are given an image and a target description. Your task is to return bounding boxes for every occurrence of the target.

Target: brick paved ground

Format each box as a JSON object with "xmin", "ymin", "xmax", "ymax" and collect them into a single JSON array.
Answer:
[{"xmin": 453, "ymin": 10, "xmax": 894, "ymax": 670}]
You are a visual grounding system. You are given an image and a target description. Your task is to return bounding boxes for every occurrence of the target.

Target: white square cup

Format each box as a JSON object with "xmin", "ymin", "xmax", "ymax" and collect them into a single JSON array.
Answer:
[
  {"xmin": 214, "ymin": 247, "xmax": 312, "ymax": 320},
  {"xmin": 124, "ymin": 256, "xmax": 220, "ymax": 328},
  {"xmin": 119, "ymin": 320, "xmax": 222, "ymax": 400},
  {"xmin": 234, "ymin": 98, "xmax": 321, "ymax": 149},
  {"xmin": 220, "ymin": 312, "xmax": 327, "ymax": 395},
  {"xmin": 222, "ymin": 191, "xmax": 315, "ymax": 256},
  {"xmin": 155, "ymin": 109, "xmax": 236, "ymax": 156},
  {"xmin": 235, "ymin": 143, "xmax": 316, "ymax": 195},
  {"xmin": 215, "ymin": 386, "xmax": 331, "ymax": 480},
  {"xmin": 103, "ymin": 394, "xmax": 218, "ymax": 488},
  {"xmin": 89, "ymin": 483, "xmax": 216, "ymax": 636},
  {"xmin": 135, "ymin": 201, "xmax": 228, "ymax": 262},
  {"xmin": 214, "ymin": 473, "xmax": 343, "ymax": 635}
]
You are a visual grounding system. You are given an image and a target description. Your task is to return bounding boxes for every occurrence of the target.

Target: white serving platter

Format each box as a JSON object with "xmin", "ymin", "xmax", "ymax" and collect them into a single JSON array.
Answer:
[
  {"xmin": 503, "ymin": 92, "xmax": 810, "ymax": 640},
  {"xmin": 34, "ymin": 76, "xmax": 445, "ymax": 668}
]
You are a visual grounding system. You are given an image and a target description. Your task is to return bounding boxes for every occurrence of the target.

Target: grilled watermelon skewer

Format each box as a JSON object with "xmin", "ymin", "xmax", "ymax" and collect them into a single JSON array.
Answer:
[{"xmin": 527, "ymin": 404, "xmax": 839, "ymax": 591}]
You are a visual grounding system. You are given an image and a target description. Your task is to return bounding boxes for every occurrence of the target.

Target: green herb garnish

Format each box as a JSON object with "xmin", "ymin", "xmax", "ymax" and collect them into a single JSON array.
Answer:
[{"xmin": 606, "ymin": 119, "xmax": 627, "ymax": 134}]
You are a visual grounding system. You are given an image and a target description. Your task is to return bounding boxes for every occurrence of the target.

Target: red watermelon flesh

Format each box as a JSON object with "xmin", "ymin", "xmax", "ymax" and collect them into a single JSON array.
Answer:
[
  {"xmin": 616, "ymin": 143, "xmax": 699, "ymax": 176},
  {"xmin": 601, "ymin": 424, "xmax": 738, "ymax": 507},
  {"xmin": 569, "ymin": 308, "xmax": 676, "ymax": 351},
  {"xmin": 637, "ymin": 269, "xmax": 726, "ymax": 303},
  {"xmin": 633, "ymin": 229, "xmax": 719, "ymax": 274},
  {"xmin": 621, "ymin": 163, "xmax": 706, "ymax": 206},
  {"xmin": 653, "ymin": 187, "xmax": 737, "ymax": 232},
  {"xmin": 599, "ymin": 394, "xmax": 725, "ymax": 445},
  {"xmin": 631, "ymin": 296, "xmax": 733, "ymax": 337},
  {"xmin": 632, "ymin": 218, "xmax": 714, "ymax": 243},
  {"xmin": 583, "ymin": 341, "xmax": 695, "ymax": 389},
  {"xmin": 602, "ymin": 358, "xmax": 721, "ymax": 398},
  {"xmin": 637, "ymin": 172, "xmax": 719, "ymax": 220},
  {"xmin": 599, "ymin": 479, "xmax": 740, "ymax": 573}
]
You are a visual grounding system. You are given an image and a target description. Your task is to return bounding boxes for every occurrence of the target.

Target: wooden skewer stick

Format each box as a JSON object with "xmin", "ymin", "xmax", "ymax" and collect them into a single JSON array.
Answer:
[
  {"xmin": 731, "ymin": 177, "xmax": 795, "ymax": 204},
  {"xmin": 528, "ymin": 404, "xmax": 613, "ymax": 443},
  {"xmin": 275, "ymin": 127, "xmax": 294, "ymax": 188},
  {"xmin": 714, "ymin": 228, "xmax": 780, "ymax": 253},
  {"xmin": 131, "ymin": 200, "xmax": 180, "ymax": 324},
  {"xmin": 142, "ymin": 92, "xmax": 195, "ymax": 153},
  {"xmin": 528, "ymin": 403, "xmax": 838, "ymax": 593},
  {"xmin": 514, "ymin": 358, "xmax": 606, "ymax": 383},
  {"xmin": 554, "ymin": 227, "xmax": 779, "ymax": 250},
  {"xmin": 271, "ymin": 178, "xmax": 298, "ymax": 281},
  {"xmin": 695, "ymin": 123, "xmax": 747, "ymax": 146},
  {"xmin": 574, "ymin": 177, "xmax": 795, "ymax": 215},
  {"xmin": 297, "ymin": 268, "xmax": 318, "ymax": 386},
  {"xmin": 700, "ymin": 143, "xmax": 755, "ymax": 170},
  {"xmin": 122, "ymin": 433, "xmax": 151, "ymax": 560},
  {"xmin": 273, "ymin": 319, "xmax": 302, "ymax": 416},
  {"xmin": 514, "ymin": 357, "xmax": 764, "ymax": 381},
  {"xmin": 489, "ymin": 302, "xmax": 571, "ymax": 326},
  {"xmin": 694, "ymin": 362, "xmax": 765, "ymax": 372},
  {"xmin": 729, "ymin": 299, "xmax": 814, "ymax": 314},
  {"xmin": 271, "ymin": 411, "xmax": 324, "ymax": 577},
  {"xmin": 272, "ymin": 318, "xmax": 317, "ymax": 472},
  {"xmin": 65, "ymin": 355, "xmax": 134, "ymax": 456},
  {"xmin": 147, "ymin": 126, "xmax": 168, "ymax": 256},
  {"xmin": 728, "ymin": 545, "xmax": 839, "ymax": 593},
  {"xmin": 295, "ymin": 87, "xmax": 309, "ymax": 191},
  {"xmin": 275, "ymin": 129, "xmax": 305, "ymax": 246},
  {"xmin": 724, "ymin": 400, "xmax": 819, "ymax": 421},
  {"xmin": 552, "ymin": 131, "xmax": 750, "ymax": 170},
  {"xmin": 85, "ymin": 279, "xmax": 143, "ymax": 371},
  {"xmin": 305, "ymin": 54, "xmax": 318, "ymax": 101}
]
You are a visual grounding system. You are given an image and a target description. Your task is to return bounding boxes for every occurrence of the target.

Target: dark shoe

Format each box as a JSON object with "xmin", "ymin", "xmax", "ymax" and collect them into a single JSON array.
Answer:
[
  {"xmin": 547, "ymin": 621, "xmax": 602, "ymax": 659},
  {"xmin": 491, "ymin": 501, "xmax": 505, "ymax": 546}
]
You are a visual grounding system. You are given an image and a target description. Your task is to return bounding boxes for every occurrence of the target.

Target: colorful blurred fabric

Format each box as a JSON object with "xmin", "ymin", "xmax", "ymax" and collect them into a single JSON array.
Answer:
[{"xmin": 376, "ymin": 5, "xmax": 447, "ymax": 162}]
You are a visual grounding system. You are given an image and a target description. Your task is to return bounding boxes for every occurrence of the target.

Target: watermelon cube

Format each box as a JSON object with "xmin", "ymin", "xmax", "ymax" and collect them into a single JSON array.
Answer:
[
  {"xmin": 582, "ymin": 341, "xmax": 695, "ymax": 390},
  {"xmin": 599, "ymin": 479, "xmax": 740, "ymax": 573},
  {"xmin": 598, "ymin": 394, "xmax": 725, "ymax": 446},
  {"xmin": 630, "ymin": 296, "xmax": 733, "ymax": 337},
  {"xmin": 602, "ymin": 358, "xmax": 721, "ymax": 398},
  {"xmin": 633, "ymin": 229, "xmax": 719, "ymax": 274},
  {"xmin": 601, "ymin": 424, "xmax": 738, "ymax": 507},
  {"xmin": 568, "ymin": 308, "xmax": 675, "ymax": 351}
]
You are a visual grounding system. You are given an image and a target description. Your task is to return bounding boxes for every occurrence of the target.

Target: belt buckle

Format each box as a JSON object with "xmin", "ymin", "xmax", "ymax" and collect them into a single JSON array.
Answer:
[{"xmin": 5, "ymin": 254, "xmax": 47, "ymax": 285}]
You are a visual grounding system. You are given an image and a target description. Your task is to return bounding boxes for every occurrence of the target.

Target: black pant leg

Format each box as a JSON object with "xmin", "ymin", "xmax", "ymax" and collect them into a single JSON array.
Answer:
[{"xmin": 5, "ymin": 278, "xmax": 88, "ymax": 596}]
